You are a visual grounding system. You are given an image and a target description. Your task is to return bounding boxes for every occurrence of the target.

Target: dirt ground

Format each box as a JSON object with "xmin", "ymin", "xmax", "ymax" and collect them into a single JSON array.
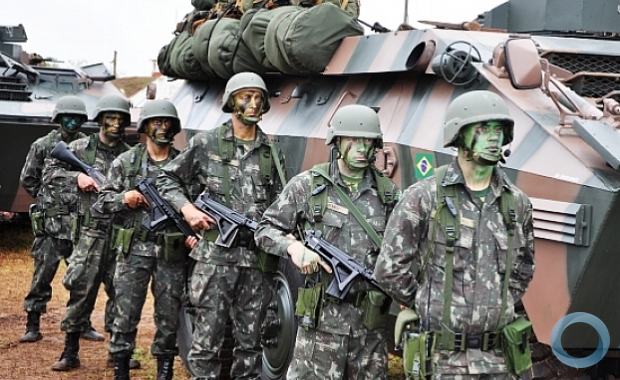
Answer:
[{"xmin": 0, "ymin": 223, "xmax": 190, "ymax": 380}]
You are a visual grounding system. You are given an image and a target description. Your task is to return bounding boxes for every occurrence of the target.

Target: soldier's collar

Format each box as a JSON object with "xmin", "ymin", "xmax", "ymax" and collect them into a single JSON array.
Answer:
[{"xmin": 444, "ymin": 159, "xmax": 510, "ymax": 195}]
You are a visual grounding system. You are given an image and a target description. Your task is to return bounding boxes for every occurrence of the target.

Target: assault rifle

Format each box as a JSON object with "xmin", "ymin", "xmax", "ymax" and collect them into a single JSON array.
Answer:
[
  {"xmin": 194, "ymin": 192, "xmax": 258, "ymax": 248},
  {"xmin": 303, "ymin": 229, "xmax": 388, "ymax": 300},
  {"xmin": 136, "ymin": 178, "xmax": 197, "ymax": 238},
  {"xmin": 50, "ymin": 141, "xmax": 106, "ymax": 187}
]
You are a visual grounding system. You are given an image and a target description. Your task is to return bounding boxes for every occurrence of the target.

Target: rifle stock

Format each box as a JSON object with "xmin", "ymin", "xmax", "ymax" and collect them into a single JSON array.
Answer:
[
  {"xmin": 303, "ymin": 230, "xmax": 387, "ymax": 300},
  {"xmin": 194, "ymin": 192, "xmax": 258, "ymax": 248},
  {"xmin": 50, "ymin": 141, "xmax": 107, "ymax": 187}
]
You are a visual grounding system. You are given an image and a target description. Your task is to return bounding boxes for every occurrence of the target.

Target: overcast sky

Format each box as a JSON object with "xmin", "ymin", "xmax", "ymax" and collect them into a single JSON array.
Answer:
[{"xmin": 2, "ymin": 0, "xmax": 505, "ymax": 76}]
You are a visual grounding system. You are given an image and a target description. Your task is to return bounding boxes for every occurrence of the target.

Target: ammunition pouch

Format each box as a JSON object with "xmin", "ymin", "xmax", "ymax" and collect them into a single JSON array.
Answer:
[
  {"xmin": 134, "ymin": 226, "xmax": 161, "ymax": 243},
  {"xmin": 256, "ymin": 250, "xmax": 279, "ymax": 273},
  {"xmin": 360, "ymin": 290, "xmax": 390, "ymax": 330},
  {"xmin": 111, "ymin": 225, "xmax": 134, "ymax": 257},
  {"xmin": 29, "ymin": 204, "xmax": 45, "ymax": 237},
  {"xmin": 501, "ymin": 317, "xmax": 533, "ymax": 375},
  {"xmin": 159, "ymin": 231, "xmax": 188, "ymax": 263},
  {"xmin": 295, "ymin": 283, "xmax": 323, "ymax": 329},
  {"xmin": 402, "ymin": 330, "xmax": 434, "ymax": 380}
]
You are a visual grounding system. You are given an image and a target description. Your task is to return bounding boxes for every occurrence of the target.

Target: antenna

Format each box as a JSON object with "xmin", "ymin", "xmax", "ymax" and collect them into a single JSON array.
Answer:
[{"xmin": 404, "ymin": 0, "xmax": 409, "ymax": 24}]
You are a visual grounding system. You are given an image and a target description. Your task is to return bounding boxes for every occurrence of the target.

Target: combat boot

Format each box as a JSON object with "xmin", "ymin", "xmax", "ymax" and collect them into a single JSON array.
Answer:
[
  {"xmin": 19, "ymin": 311, "xmax": 42, "ymax": 343},
  {"xmin": 81, "ymin": 325, "xmax": 105, "ymax": 341},
  {"xmin": 107, "ymin": 353, "xmax": 141, "ymax": 370},
  {"xmin": 51, "ymin": 332, "xmax": 81, "ymax": 371},
  {"xmin": 156, "ymin": 355, "xmax": 174, "ymax": 380},
  {"xmin": 113, "ymin": 353, "xmax": 131, "ymax": 380}
]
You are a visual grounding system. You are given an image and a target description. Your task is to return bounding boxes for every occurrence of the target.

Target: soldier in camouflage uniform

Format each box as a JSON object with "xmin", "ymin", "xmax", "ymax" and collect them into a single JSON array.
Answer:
[
  {"xmin": 94, "ymin": 100, "xmax": 184, "ymax": 380},
  {"xmin": 374, "ymin": 91, "xmax": 536, "ymax": 379},
  {"xmin": 19, "ymin": 96, "xmax": 92, "ymax": 343},
  {"xmin": 157, "ymin": 72, "xmax": 285, "ymax": 379},
  {"xmin": 46, "ymin": 94, "xmax": 134, "ymax": 372},
  {"xmin": 255, "ymin": 104, "xmax": 399, "ymax": 380}
]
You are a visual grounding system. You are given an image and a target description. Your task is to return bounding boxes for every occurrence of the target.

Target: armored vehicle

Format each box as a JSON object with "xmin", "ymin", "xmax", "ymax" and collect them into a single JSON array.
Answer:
[
  {"xmin": 156, "ymin": 0, "xmax": 620, "ymax": 377},
  {"xmin": 0, "ymin": 24, "xmax": 130, "ymax": 216}
]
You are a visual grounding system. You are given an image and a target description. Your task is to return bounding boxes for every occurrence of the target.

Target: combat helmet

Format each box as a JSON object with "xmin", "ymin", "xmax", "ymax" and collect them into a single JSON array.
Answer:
[
  {"xmin": 51, "ymin": 95, "xmax": 88, "ymax": 123},
  {"xmin": 137, "ymin": 99, "xmax": 181, "ymax": 134},
  {"xmin": 221, "ymin": 72, "xmax": 270, "ymax": 113},
  {"xmin": 443, "ymin": 90, "xmax": 514, "ymax": 148},
  {"xmin": 326, "ymin": 104, "xmax": 383, "ymax": 147},
  {"xmin": 92, "ymin": 94, "xmax": 131, "ymax": 126}
]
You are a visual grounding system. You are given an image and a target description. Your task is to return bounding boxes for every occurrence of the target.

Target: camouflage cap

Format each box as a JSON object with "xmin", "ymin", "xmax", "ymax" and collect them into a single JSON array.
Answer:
[
  {"xmin": 51, "ymin": 95, "xmax": 88, "ymax": 123},
  {"xmin": 443, "ymin": 90, "xmax": 514, "ymax": 147}
]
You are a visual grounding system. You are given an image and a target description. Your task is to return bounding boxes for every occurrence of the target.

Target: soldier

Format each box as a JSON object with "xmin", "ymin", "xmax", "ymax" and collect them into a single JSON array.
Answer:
[
  {"xmin": 45, "ymin": 94, "xmax": 137, "ymax": 371},
  {"xmin": 93, "ymin": 100, "xmax": 185, "ymax": 380},
  {"xmin": 18, "ymin": 95, "xmax": 104, "ymax": 343},
  {"xmin": 255, "ymin": 104, "xmax": 399, "ymax": 379},
  {"xmin": 374, "ymin": 90, "xmax": 536, "ymax": 379},
  {"xmin": 157, "ymin": 72, "xmax": 285, "ymax": 379}
]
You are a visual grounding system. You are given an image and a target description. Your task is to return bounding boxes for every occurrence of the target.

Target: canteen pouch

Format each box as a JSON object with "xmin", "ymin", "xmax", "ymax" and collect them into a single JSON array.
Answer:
[
  {"xmin": 29, "ymin": 204, "xmax": 45, "ymax": 237},
  {"xmin": 361, "ymin": 290, "xmax": 389, "ymax": 330},
  {"xmin": 160, "ymin": 231, "xmax": 187, "ymax": 263},
  {"xmin": 295, "ymin": 283, "xmax": 323, "ymax": 329},
  {"xmin": 111, "ymin": 225, "xmax": 134, "ymax": 257},
  {"xmin": 501, "ymin": 317, "xmax": 533, "ymax": 375},
  {"xmin": 257, "ymin": 250, "xmax": 279, "ymax": 273},
  {"xmin": 403, "ymin": 330, "xmax": 434, "ymax": 380}
]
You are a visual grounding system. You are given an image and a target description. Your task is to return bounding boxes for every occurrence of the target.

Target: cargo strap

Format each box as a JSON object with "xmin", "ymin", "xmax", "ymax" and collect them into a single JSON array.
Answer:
[{"xmin": 422, "ymin": 165, "xmax": 517, "ymax": 351}]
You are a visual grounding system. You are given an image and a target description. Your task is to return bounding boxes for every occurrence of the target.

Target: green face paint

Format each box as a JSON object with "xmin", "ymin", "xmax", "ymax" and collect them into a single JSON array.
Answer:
[
  {"xmin": 146, "ymin": 117, "xmax": 175, "ymax": 146},
  {"xmin": 232, "ymin": 89, "xmax": 264, "ymax": 125},
  {"xmin": 461, "ymin": 121, "xmax": 505, "ymax": 165},
  {"xmin": 338, "ymin": 136, "xmax": 374, "ymax": 174},
  {"xmin": 59, "ymin": 114, "xmax": 85, "ymax": 140}
]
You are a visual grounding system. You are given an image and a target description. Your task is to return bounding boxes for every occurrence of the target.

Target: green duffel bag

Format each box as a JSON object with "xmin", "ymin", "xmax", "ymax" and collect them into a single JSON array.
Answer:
[
  {"xmin": 501, "ymin": 317, "xmax": 533, "ymax": 375},
  {"xmin": 267, "ymin": 3, "xmax": 363, "ymax": 74},
  {"xmin": 174, "ymin": 31, "xmax": 212, "ymax": 81},
  {"xmin": 264, "ymin": 6, "xmax": 301, "ymax": 74},
  {"xmin": 192, "ymin": 19, "xmax": 225, "ymax": 79},
  {"xmin": 192, "ymin": 0, "xmax": 216, "ymax": 11},
  {"xmin": 207, "ymin": 18, "xmax": 241, "ymax": 79},
  {"xmin": 168, "ymin": 31, "xmax": 192, "ymax": 78},
  {"xmin": 242, "ymin": 6, "xmax": 299, "ymax": 71}
]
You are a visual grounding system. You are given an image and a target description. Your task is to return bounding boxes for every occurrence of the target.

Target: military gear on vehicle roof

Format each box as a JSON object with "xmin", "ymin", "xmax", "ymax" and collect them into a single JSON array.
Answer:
[
  {"xmin": 326, "ymin": 104, "xmax": 383, "ymax": 146},
  {"xmin": 222, "ymin": 71, "xmax": 270, "ymax": 113},
  {"xmin": 137, "ymin": 99, "xmax": 181, "ymax": 134},
  {"xmin": 92, "ymin": 94, "xmax": 131, "ymax": 124},
  {"xmin": 443, "ymin": 90, "xmax": 514, "ymax": 148},
  {"xmin": 52, "ymin": 96, "xmax": 88, "ymax": 123}
]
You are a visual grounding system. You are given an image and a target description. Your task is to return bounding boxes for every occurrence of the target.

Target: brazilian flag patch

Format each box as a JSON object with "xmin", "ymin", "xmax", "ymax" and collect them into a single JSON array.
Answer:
[{"xmin": 414, "ymin": 153, "xmax": 434, "ymax": 180}]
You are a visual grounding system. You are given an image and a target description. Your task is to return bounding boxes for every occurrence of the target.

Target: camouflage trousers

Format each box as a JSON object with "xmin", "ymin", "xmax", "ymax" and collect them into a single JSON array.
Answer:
[
  {"xmin": 431, "ymin": 375, "xmax": 514, "ymax": 380},
  {"xmin": 23, "ymin": 234, "xmax": 72, "ymax": 313},
  {"xmin": 61, "ymin": 231, "xmax": 116, "ymax": 333},
  {"xmin": 109, "ymin": 254, "xmax": 186, "ymax": 357},
  {"xmin": 286, "ymin": 327, "xmax": 387, "ymax": 380},
  {"xmin": 429, "ymin": 350, "xmax": 514, "ymax": 379},
  {"xmin": 187, "ymin": 262, "xmax": 272, "ymax": 380}
]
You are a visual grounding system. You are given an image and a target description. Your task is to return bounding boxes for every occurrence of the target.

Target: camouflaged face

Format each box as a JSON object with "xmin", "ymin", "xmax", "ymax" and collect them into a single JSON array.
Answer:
[
  {"xmin": 156, "ymin": 121, "xmax": 283, "ymax": 267},
  {"xmin": 373, "ymin": 159, "xmax": 535, "ymax": 374}
]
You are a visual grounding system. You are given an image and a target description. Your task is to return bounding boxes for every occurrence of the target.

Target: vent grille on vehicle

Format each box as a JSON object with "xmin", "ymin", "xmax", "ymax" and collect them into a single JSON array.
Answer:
[
  {"xmin": 543, "ymin": 52, "xmax": 620, "ymax": 99},
  {"xmin": 531, "ymin": 197, "xmax": 591, "ymax": 247},
  {"xmin": 0, "ymin": 75, "xmax": 31, "ymax": 101}
]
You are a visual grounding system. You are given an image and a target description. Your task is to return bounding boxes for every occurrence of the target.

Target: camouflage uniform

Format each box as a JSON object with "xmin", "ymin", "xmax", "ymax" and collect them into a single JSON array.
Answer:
[
  {"xmin": 44, "ymin": 133, "xmax": 129, "ymax": 335},
  {"xmin": 157, "ymin": 120, "xmax": 283, "ymax": 379},
  {"xmin": 20, "ymin": 128, "xmax": 85, "ymax": 314},
  {"xmin": 93, "ymin": 143, "xmax": 185, "ymax": 359},
  {"xmin": 374, "ymin": 159, "xmax": 535, "ymax": 378},
  {"xmin": 255, "ymin": 161, "xmax": 398, "ymax": 380}
]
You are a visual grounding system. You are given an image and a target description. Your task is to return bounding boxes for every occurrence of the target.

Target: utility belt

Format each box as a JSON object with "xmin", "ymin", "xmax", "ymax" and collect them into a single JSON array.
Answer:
[
  {"xmin": 80, "ymin": 213, "xmax": 111, "ymax": 231},
  {"xmin": 45, "ymin": 204, "xmax": 77, "ymax": 217},
  {"xmin": 433, "ymin": 330, "xmax": 500, "ymax": 352},
  {"xmin": 133, "ymin": 225, "xmax": 161, "ymax": 243},
  {"xmin": 295, "ymin": 283, "xmax": 389, "ymax": 330},
  {"xmin": 111, "ymin": 224, "xmax": 188, "ymax": 263}
]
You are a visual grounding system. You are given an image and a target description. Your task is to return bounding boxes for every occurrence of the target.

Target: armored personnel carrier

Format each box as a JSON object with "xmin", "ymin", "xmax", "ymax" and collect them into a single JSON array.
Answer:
[
  {"xmin": 0, "ymin": 24, "xmax": 129, "ymax": 215},
  {"xmin": 159, "ymin": 0, "xmax": 620, "ymax": 377}
]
